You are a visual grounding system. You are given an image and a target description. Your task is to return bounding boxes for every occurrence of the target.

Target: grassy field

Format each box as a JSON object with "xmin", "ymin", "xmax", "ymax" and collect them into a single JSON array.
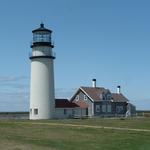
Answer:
[{"xmin": 0, "ymin": 118, "xmax": 150, "ymax": 150}]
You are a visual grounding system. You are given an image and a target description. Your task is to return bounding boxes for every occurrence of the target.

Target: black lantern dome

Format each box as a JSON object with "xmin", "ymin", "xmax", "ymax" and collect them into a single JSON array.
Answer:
[{"xmin": 31, "ymin": 23, "xmax": 54, "ymax": 48}]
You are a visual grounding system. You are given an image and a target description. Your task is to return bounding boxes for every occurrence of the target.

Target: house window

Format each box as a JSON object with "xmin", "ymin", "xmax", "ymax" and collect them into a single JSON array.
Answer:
[
  {"xmin": 72, "ymin": 109, "xmax": 75, "ymax": 115},
  {"xmin": 96, "ymin": 105, "xmax": 100, "ymax": 112},
  {"xmin": 102, "ymin": 105, "xmax": 106, "ymax": 112},
  {"xmin": 64, "ymin": 109, "xmax": 67, "ymax": 115},
  {"xmin": 116, "ymin": 106, "xmax": 123, "ymax": 113},
  {"xmin": 107, "ymin": 105, "xmax": 111, "ymax": 113},
  {"xmin": 102, "ymin": 95, "xmax": 106, "ymax": 100},
  {"xmin": 34, "ymin": 108, "xmax": 38, "ymax": 115},
  {"xmin": 75, "ymin": 95, "xmax": 79, "ymax": 101},
  {"xmin": 107, "ymin": 94, "xmax": 111, "ymax": 100},
  {"xmin": 84, "ymin": 95, "xmax": 87, "ymax": 101}
]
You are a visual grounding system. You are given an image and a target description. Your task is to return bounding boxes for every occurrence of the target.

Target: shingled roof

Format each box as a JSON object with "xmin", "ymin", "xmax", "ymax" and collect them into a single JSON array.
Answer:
[
  {"xmin": 111, "ymin": 93, "xmax": 129, "ymax": 102},
  {"xmin": 55, "ymin": 99, "xmax": 79, "ymax": 108},
  {"xmin": 70, "ymin": 86, "xmax": 129, "ymax": 103},
  {"xmin": 74, "ymin": 101, "xmax": 89, "ymax": 109},
  {"xmin": 80, "ymin": 86, "xmax": 110, "ymax": 101}
]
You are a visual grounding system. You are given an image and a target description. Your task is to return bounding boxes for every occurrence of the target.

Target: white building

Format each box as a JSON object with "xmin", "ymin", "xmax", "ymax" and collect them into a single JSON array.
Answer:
[
  {"xmin": 29, "ymin": 23, "xmax": 55, "ymax": 120},
  {"xmin": 55, "ymin": 99, "xmax": 81, "ymax": 119}
]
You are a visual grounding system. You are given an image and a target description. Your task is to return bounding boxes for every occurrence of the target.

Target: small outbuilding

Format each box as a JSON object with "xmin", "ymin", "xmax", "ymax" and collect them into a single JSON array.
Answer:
[{"xmin": 55, "ymin": 99, "xmax": 80, "ymax": 119}]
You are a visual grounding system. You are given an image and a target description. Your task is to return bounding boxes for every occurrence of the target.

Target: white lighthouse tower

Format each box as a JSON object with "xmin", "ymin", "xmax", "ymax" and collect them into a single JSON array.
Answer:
[{"xmin": 29, "ymin": 23, "xmax": 55, "ymax": 120}]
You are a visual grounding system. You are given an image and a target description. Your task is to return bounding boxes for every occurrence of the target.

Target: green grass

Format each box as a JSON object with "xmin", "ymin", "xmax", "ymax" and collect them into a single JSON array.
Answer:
[{"xmin": 0, "ymin": 118, "xmax": 150, "ymax": 150}]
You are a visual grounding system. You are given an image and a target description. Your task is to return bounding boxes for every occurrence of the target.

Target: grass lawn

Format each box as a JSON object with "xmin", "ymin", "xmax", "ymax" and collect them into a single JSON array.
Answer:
[{"xmin": 0, "ymin": 117, "xmax": 150, "ymax": 150}]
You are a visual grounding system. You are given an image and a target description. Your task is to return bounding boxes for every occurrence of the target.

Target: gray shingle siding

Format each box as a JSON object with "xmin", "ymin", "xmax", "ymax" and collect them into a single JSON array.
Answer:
[
  {"xmin": 78, "ymin": 91, "xmax": 94, "ymax": 116},
  {"xmin": 94, "ymin": 101, "xmax": 127, "ymax": 115},
  {"xmin": 72, "ymin": 91, "xmax": 94, "ymax": 116}
]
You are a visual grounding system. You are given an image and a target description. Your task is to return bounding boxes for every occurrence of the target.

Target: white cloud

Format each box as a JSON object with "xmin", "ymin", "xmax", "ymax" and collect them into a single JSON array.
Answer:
[
  {"xmin": 0, "ymin": 76, "xmax": 28, "ymax": 82},
  {"xmin": 0, "ymin": 76, "xmax": 78, "ymax": 111},
  {"xmin": 55, "ymin": 88, "xmax": 77, "ymax": 99},
  {"xmin": 0, "ymin": 75, "xmax": 149, "ymax": 111},
  {"xmin": 0, "ymin": 76, "xmax": 29, "ymax": 112}
]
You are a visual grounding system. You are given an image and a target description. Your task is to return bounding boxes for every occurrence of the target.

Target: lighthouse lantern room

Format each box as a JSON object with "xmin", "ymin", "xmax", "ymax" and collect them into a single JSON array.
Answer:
[{"xmin": 29, "ymin": 23, "xmax": 55, "ymax": 120}]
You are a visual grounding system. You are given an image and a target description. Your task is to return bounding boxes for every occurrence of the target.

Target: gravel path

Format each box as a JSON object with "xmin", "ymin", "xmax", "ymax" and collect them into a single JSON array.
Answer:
[{"xmin": 23, "ymin": 122, "xmax": 150, "ymax": 133}]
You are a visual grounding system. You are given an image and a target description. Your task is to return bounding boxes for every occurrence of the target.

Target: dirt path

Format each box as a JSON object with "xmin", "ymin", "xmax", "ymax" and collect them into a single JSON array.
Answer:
[{"xmin": 21, "ymin": 122, "xmax": 150, "ymax": 133}]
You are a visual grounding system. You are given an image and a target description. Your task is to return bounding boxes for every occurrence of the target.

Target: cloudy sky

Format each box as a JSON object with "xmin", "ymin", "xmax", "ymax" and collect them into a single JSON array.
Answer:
[{"xmin": 0, "ymin": 0, "xmax": 150, "ymax": 111}]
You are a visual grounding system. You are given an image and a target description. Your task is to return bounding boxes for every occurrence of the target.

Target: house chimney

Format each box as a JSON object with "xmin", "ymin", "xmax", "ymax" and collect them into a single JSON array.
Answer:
[
  {"xmin": 117, "ymin": 85, "xmax": 121, "ymax": 94},
  {"xmin": 92, "ymin": 79, "xmax": 96, "ymax": 88}
]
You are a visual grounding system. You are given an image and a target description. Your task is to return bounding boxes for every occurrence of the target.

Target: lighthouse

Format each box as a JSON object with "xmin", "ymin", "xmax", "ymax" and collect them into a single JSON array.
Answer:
[{"xmin": 29, "ymin": 23, "xmax": 55, "ymax": 119}]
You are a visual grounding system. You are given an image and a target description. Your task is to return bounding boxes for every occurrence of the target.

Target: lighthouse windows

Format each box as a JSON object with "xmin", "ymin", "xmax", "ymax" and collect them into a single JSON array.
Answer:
[
  {"xmin": 34, "ymin": 108, "xmax": 38, "ymax": 115},
  {"xmin": 33, "ymin": 33, "xmax": 51, "ymax": 43}
]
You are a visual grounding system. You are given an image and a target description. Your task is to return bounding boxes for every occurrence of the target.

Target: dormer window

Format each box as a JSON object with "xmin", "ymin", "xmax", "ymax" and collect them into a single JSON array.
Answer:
[
  {"xmin": 100, "ymin": 93, "xmax": 103, "ymax": 99},
  {"xmin": 75, "ymin": 95, "xmax": 79, "ymax": 101},
  {"xmin": 103, "ymin": 96, "xmax": 106, "ymax": 100},
  {"xmin": 84, "ymin": 95, "xmax": 87, "ymax": 101},
  {"xmin": 107, "ymin": 94, "xmax": 111, "ymax": 100}
]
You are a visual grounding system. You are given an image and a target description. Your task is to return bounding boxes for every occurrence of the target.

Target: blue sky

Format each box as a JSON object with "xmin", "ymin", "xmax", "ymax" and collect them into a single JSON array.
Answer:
[{"xmin": 0, "ymin": 0, "xmax": 150, "ymax": 111}]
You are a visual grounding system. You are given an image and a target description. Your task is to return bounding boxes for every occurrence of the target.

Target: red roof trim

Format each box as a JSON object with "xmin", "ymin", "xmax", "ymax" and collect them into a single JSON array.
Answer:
[{"xmin": 55, "ymin": 99, "xmax": 79, "ymax": 108}]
